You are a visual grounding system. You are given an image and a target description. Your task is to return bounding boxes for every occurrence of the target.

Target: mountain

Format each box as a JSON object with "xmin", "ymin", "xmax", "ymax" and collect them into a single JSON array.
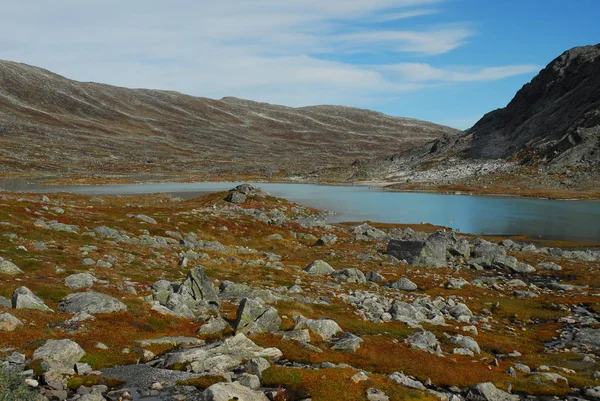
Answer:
[
  {"xmin": 0, "ymin": 60, "xmax": 458, "ymax": 177},
  {"xmin": 434, "ymin": 44, "xmax": 600, "ymax": 168}
]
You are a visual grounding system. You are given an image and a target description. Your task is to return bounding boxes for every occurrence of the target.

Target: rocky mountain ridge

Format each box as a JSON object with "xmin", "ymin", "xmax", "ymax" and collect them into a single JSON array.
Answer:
[{"xmin": 0, "ymin": 60, "xmax": 457, "ymax": 176}]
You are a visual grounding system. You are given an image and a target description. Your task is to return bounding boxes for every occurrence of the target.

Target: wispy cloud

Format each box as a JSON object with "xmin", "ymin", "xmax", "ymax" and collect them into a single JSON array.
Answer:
[
  {"xmin": 385, "ymin": 63, "xmax": 541, "ymax": 82},
  {"xmin": 0, "ymin": 0, "xmax": 537, "ymax": 115}
]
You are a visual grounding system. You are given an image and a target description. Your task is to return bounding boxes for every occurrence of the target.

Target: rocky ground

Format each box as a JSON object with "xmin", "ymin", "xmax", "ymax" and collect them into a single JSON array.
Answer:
[{"xmin": 1, "ymin": 184, "xmax": 600, "ymax": 401}]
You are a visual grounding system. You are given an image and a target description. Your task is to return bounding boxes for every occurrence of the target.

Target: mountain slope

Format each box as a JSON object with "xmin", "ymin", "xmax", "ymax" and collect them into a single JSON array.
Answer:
[
  {"xmin": 0, "ymin": 60, "xmax": 458, "ymax": 176},
  {"xmin": 438, "ymin": 44, "xmax": 600, "ymax": 168}
]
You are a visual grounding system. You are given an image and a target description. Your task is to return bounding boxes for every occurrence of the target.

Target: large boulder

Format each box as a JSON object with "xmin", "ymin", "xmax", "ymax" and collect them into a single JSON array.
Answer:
[
  {"xmin": 32, "ymin": 339, "xmax": 85, "ymax": 372},
  {"xmin": 332, "ymin": 268, "xmax": 366, "ymax": 284},
  {"xmin": 449, "ymin": 334, "xmax": 481, "ymax": 354},
  {"xmin": 304, "ymin": 260, "xmax": 335, "ymax": 275},
  {"xmin": 12, "ymin": 286, "xmax": 52, "ymax": 312},
  {"xmin": 574, "ymin": 328, "xmax": 600, "ymax": 348},
  {"xmin": 387, "ymin": 231, "xmax": 469, "ymax": 268},
  {"xmin": 407, "ymin": 331, "xmax": 440, "ymax": 353},
  {"xmin": 64, "ymin": 273, "xmax": 96, "ymax": 289},
  {"xmin": 0, "ymin": 258, "xmax": 23, "ymax": 275},
  {"xmin": 58, "ymin": 292, "xmax": 127, "ymax": 314},
  {"xmin": 389, "ymin": 301, "xmax": 427, "ymax": 325},
  {"xmin": 199, "ymin": 382, "xmax": 269, "ymax": 401},
  {"xmin": 0, "ymin": 312, "xmax": 23, "ymax": 331},
  {"xmin": 178, "ymin": 266, "xmax": 220, "ymax": 305},
  {"xmin": 350, "ymin": 224, "xmax": 387, "ymax": 241},
  {"xmin": 234, "ymin": 298, "xmax": 281, "ymax": 335},
  {"xmin": 388, "ymin": 278, "xmax": 417, "ymax": 291},
  {"xmin": 466, "ymin": 382, "xmax": 519, "ymax": 401},
  {"xmin": 294, "ymin": 317, "xmax": 343, "ymax": 340}
]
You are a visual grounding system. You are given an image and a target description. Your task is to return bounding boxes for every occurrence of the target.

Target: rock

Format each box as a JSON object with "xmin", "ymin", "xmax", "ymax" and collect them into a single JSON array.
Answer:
[
  {"xmin": 294, "ymin": 317, "xmax": 343, "ymax": 340},
  {"xmin": 585, "ymin": 386, "xmax": 600, "ymax": 400},
  {"xmin": 246, "ymin": 357, "xmax": 271, "ymax": 380},
  {"xmin": 466, "ymin": 382, "xmax": 519, "ymax": 401},
  {"xmin": 304, "ymin": 260, "xmax": 335, "ymax": 275},
  {"xmin": 234, "ymin": 298, "xmax": 281, "ymax": 335},
  {"xmin": 128, "ymin": 214, "xmax": 157, "ymax": 224},
  {"xmin": 136, "ymin": 336, "xmax": 205, "ymax": 347},
  {"xmin": 58, "ymin": 291, "xmax": 127, "ymax": 314},
  {"xmin": 225, "ymin": 191, "xmax": 247, "ymax": 203},
  {"xmin": 64, "ymin": 273, "xmax": 96, "ymax": 289},
  {"xmin": 12, "ymin": 286, "xmax": 52, "ymax": 312},
  {"xmin": 0, "ymin": 295, "xmax": 11, "ymax": 307},
  {"xmin": 367, "ymin": 388, "xmax": 390, "ymax": 401},
  {"xmin": 0, "ymin": 258, "xmax": 23, "ymax": 275},
  {"xmin": 386, "ymin": 239, "xmax": 444, "ymax": 268},
  {"xmin": 389, "ymin": 301, "xmax": 426, "ymax": 325},
  {"xmin": 199, "ymin": 382, "xmax": 269, "ymax": 401},
  {"xmin": 230, "ymin": 184, "xmax": 269, "ymax": 197},
  {"xmin": 198, "ymin": 316, "xmax": 229, "ymax": 335},
  {"xmin": 331, "ymin": 333, "xmax": 363, "ymax": 352},
  {"xmin": 445, "ymin": 277, "xmax": 469, "ymax": 289},
  {"xmin": 365, "ymin": 271, "xmax": 386, "ymax": 283},
  {"xmin": 447, "ymin": 303, "xmax": 473, "ymax": 321},
  {"xmin": 316, "ymin": 234, "xmax": 337, "ymax": 246},
  {"xmin": 352, "ymin": 371, "xmax": 369, "ymax": 383},
  {"xmin": 471, "ymin": 239, "xmax": 506, "ymax": 265},
  {"xmin": 0, "ymin": 312, "xmax": 23, "ymax": 331},
  {"xmin": 351, "ymin": 224, "xmax": 387, "ymax": 241},
  {"xmin": 275, "ymin": 329, "xmax": 311, "ymax": 343},
  {"xmin": 575, "ymin": 328, "xmax": 600, "ymax": 347},
  {"xmin": 388, "ymin": 278, "xmax": 417, "ymax": 291},
  {"xmin": 407, "ymin": 331, "xmax": 440, "ymax": 353},
  {"xmin": 449, "ymin": 334, "xmax": 481, "ymax": 354},
  {"xmin": 332, "ymin": 268, "xmax": 366, "ymax": 284},
  {"xmin": 537, "ymin": 261, "xmax": 562, "ymax": 271},
  {"xmin": 388, "ymin": 372, "xmax": 426, "ymax": 390},
  {"xmin": 178, "ymin": 266, "xmax": 220, "ymax": 304},
  {"xmin": 235, "ymin": 373, "xmax": 261, "ymax": 390},
  {"xmin": 33, "ymin": 339, "xmax": 85, "ymax": 372}
]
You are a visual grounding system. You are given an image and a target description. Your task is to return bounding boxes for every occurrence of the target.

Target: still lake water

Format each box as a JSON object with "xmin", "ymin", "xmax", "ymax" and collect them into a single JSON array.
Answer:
[{"xmin": 1, "ymin": 180, "xmax": 599, "ymax": 242}]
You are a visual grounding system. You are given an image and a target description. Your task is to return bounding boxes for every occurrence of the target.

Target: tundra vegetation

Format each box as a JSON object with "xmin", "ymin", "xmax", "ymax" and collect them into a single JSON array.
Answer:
[{"xmin": 0, "ymin": 185, "xmax": 599, "ymax": 401}]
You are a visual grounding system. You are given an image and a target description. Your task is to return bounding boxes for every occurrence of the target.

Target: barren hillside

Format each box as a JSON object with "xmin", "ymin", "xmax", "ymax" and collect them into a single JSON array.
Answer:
[{"xmin": 0, "ymin": 60, "xmax": 457, "ymax": 177}]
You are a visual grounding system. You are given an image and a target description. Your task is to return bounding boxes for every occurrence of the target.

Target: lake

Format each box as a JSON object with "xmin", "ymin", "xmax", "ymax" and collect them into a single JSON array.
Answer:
[{"xmin": 1, "ymin": 179, "xmax": 599, "ymax": 242}]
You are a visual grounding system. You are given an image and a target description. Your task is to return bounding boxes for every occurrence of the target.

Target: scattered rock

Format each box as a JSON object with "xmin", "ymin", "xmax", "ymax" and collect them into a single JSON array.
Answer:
[
  {"xmin": 304, "ymin": 260, "xmax": 335, "ymax": 275},
  {"xmin": 466, "ymin": 382, "xmax": 519, "ymax": 401},
  {"xmin": 32, "ymin": 339, "xmax": 85, "ymax": 372},
  {"xmin": 58, "ymin": 291, "xmax": 127, "ymax": 314},
  {"xmin": 65, "ymin": 273, "xmax": 96, "ymax": 289},
  {"xmin": 389, "ymin": 277, "xmax": 418, "ymax": 291},
  {"xmin": 234, "ymin": 298, "xmax": 282, "ymax": 335},
  {"xmin": 294, "ymin": 316, "xmax": 343, "ymax": 340},
  {"xmin": 12, "ymin": 286, "xmax": 52, "ymax": 312},
  {"xmin": 0, "ymin": 312, "xmax": 23, "ymax": 331},
  {"xmin": 199, "ymin": 381, "xmax": 269, "ymax": 401},
  {"xmin": 0, "ymin": 258, "xmax": 23, "ymax": 275}
]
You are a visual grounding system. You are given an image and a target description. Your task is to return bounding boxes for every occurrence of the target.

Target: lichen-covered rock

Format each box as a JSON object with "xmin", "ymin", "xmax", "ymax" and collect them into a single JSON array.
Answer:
[
  {"xmin": 304, "ymin": 260, "xmax": 335, "ymax": 275},
  {"xmin": 12, "ymin": 286, "xmax": 52, "ymax": 312},
  {"xmin": 234, "ymin": 298, "xmax": 281, "ymax": 335},
  {"xmin": 58, "ymin": 292, "xmax": 127, "ymax": 314},
  {"xmin": 178, "ymin": 266, "xmax": 220, "ymax": 304},
  {"xmin": 64, "ymin": 273, "xmax": 96, "ymax": 289},
  {"xmin": 199, "ymin": 382, "xmax": 269, "ymax": 401},
  {"xmin": 0, "ymin": 312, "xmax": 23, "ymax": 331},
  {"xmin": 32, "ymin": 339, "xmax": 85, "ymax": 372},
  {"xmin": 294, "ymin": 316, "xmax": 343, "ymax": 340},
  {"xmin": 388, "ymin": 278, "xmax": 417, "ymax": 291},
  {"xmin": 0, "ymin": 258, "xmax": 24, "ymax": 275},
  {"xmin": 467, "ymin": 382, "xmax": 519, "ymax": 401},
  {"xmin": 332, "ymin": 268, "xmax": 366, "ymax": 284},
  {"xmin": 407, "ymin": 331, "xmax": 440, "ymax": 353}
]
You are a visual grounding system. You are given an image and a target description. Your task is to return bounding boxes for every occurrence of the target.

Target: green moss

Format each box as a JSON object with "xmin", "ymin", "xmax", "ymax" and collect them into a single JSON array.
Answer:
[{"xmin": 66, "ymin": 374, "xmax": 124, "ymax": 391}]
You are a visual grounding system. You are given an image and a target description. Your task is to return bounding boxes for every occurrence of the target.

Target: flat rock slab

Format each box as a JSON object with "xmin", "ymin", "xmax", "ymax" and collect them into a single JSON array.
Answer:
[
  {"xmin": 136, "ymin": 337, "xmax": 205, "ymax": 347},
  {"xmin": 102, "ymin": 364, "xmax": 203, "ymax": 389},
  {"xmin": 58, "ymin": 291, "xmax": 127, "ymax": 314},
  {"xmin": 199, "ymin": 382, "xmax": 269, "ymax": 401}
]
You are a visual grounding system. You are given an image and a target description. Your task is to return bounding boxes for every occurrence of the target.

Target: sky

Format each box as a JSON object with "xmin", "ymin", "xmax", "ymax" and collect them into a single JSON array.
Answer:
[{"xmin": 1, "ymin": 1, "xmax": 599, "ymax": 129}]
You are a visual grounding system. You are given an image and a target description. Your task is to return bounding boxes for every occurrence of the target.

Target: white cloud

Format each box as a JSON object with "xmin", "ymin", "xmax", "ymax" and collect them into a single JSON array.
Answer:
[
  {"xmin": 0, "ymin": 0, "xmax": 537, "ymax": 113},
  {"xmin": 385, "ymin": 63, "xmax": 541, "ymax": 82}
]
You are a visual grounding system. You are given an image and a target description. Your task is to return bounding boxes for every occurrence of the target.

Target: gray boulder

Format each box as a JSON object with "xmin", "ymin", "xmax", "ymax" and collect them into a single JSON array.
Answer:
[
  {"xmin": 388, "ymin": 278, "xmax": 417, "ymax": 291},
  {"xmin": 32, "ymin": 339, "xmax": 85, "ymax": 372},
  {"xmin": 466, "ymin": 382, "xmax": 519, "ymax": 401},
  {"xmin": 389, "ymin": 301, "xmax": 426, "ymax": 325},
  {"xmin": 178, "ymin": 266, "xmax": 220, "ymax": 305},
  {"xmin": 0, "ymin": 312, "xmax": 23, "ymax": 331},
  {"xmin": 449, "ymin": 334, "xmax": 481, "ymax": 354},
  {"xmin": 12, "ymin": 286, "xmax": 52, "ymax": 312},
  {"xmin": 471, "ymin": 239, "xmax": 506, "ymax": 265},
  {"xmin": 304, "ymin": 260, "xmax": 335, "ymax": 275},
  {"xmin": 332, "ymin": 268, "xmax": 366, "ymax": 284},
  {"xmin": 575, "ymin": 328, "xmax": 600, "ymax": 347},
  {"xmin": 331, "ymin": 333, "xmax": 363, "ymax": 352},
  {"xmin": 58, "ymin": 292, "xmax": 127, "ymax": 314},
  {"xmin": 294, "ymin": 317, "xmax": 343, "ymax": 340},
  {"xmin": 585, "ymin": 387, "xmax": 600, "ymax": 400},
  {"xmin": 199, "ymin": 382, "xmax": 269, "ymax": 401},
  {"xmin": 407, "ymin": 331, "xmax": 440, "ymax": 353},
  {"xmin": 0, "ymin": 296, "xmax": 10, "ymax": 308},
  {"xmin": 537, "ymin": 261, "xmax": 562, "ymax": 271},
  {"xmin": 65, "ymin": 273, "xmax": 96, "ymax": 289},
  {"xmin": 388, "ymin": 372, "xmax": 426, "ymax": 390},
  {"xmin": 198, "ymin": 316, "xmax": 229, "ymax": 335},
  {"xmin": 351, "ymin": 224, "xmax": 387, "ymax": 241},
  {"xmin": 230, "ymin": 184, "xmax": 269, "ymax": 197},
  {"xmin": 387, "ymin": 230, "xmax": 464, "ymax": 268},
  {"xmin": 316, "ymin": 234, "xmax": 337, "ymax": 246},
  {"xmin": 0, "ymin": 258, "xmax": 23, "ymax": 275},
  {"xmin": 365, "ymin": 271, "xmax": 386, "ymax": 283},
  {"xmin": 234, "ymin": 298, "xmax": 281, "ymax": 335},
  {"xmin": 225, "ymin": 191, "xmax": 247, "ymax": 203}
]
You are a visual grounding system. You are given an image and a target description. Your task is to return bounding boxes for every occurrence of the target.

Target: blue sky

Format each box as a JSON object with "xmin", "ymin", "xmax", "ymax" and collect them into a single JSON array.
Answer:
[{"xmin": 1, "ymin": 0, "xmax": 599, "ymax": 129}]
